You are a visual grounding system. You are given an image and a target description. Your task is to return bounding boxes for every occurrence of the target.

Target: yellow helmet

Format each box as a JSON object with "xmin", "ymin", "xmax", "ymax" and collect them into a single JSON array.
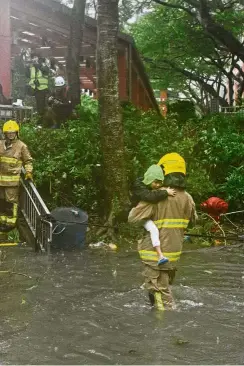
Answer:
[
  {"xmin": 3, "ymin": 120, "xmax": 19, "ymax": 133},
  {"xmin": 158, "ymin": 153, "xmax": 186, "ymax": 175}
]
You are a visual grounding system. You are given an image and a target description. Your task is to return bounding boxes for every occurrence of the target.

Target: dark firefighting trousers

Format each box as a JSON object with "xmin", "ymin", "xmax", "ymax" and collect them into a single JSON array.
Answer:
[
  {"xmin": 0, "ymin": 187, "xmax": 19, "ymax": 241},
  {"xmin": 143, "ymin": 264, "xmax": 176, "ymax": 310}
]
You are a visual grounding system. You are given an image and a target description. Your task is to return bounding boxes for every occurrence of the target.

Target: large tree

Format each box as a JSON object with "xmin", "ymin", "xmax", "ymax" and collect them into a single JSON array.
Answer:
[
  {"xmin": 97, "ymin": 0, "xmax": 129, "ymax": 221},
  {"xmin": 153, "ymin": 0, "xmax": 244, "ymax": 62},
  {"xmin": 130, "ymin": 2, "xmax": 244, "ymax": 111},
  {"xmin": 62, "ymin": 0, "xmax": 150, "ymax": 25},
  {"xmin": 66, "ymin": 0, "xmax": 86, "ymax": 107}
]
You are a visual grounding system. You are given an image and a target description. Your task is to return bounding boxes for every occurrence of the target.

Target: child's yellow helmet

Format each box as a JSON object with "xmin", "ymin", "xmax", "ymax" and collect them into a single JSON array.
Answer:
[
  {"xmin": 158, "ymin": 153, "xmax": 186, "ymax": 175},
  {"xmin": 3, "ymin": 120, "xmax": 19, "ymax": 133}
]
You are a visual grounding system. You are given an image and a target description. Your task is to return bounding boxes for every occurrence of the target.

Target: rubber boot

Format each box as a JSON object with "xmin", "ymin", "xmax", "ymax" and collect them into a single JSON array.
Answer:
[
  {"xmin": 154, "ymin": 291, "xmax": 165, "ymax": 311},
  {"xmin": 149, "ymin": 291, "xmax": 165, "ymax": 310}
]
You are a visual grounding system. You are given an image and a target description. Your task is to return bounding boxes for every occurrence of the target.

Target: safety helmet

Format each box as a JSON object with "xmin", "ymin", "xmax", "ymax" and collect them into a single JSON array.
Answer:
[
  {"xmin": 158, "ymin": 153, "xmax": 186, "ymax": 175},
  {"xmin": 55, "ymin": 76, "xmax": 66, "ymax": 87},
  {"xmin": 3, "ymin": 120, "xmax": 19, "ymax": 133}
]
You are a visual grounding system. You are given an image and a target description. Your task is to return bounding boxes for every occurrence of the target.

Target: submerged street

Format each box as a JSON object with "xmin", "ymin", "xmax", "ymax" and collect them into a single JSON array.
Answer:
[{"xmin": 1, "ymin": 245, "xmax": 244, "ymax": 365}]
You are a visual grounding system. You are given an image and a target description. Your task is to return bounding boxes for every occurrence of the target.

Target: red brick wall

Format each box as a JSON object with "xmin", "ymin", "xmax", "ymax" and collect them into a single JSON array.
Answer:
[
  {"xmin": 118, "ymin": 52, "xmax": 127, "ymax": 100},
  {"xmin": 131, "ymin": 67, "xmax": 138, "ymax": 106}
]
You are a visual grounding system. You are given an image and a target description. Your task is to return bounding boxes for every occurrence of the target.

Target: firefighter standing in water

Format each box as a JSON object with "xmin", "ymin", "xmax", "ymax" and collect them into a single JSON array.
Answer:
[
  {"xmin": 0, "ymin": 120, "xmax": 33, "ymax": 244},
  {"xmin": 129, "ymin": 153, "xmax": 197, "ymax": 310}
]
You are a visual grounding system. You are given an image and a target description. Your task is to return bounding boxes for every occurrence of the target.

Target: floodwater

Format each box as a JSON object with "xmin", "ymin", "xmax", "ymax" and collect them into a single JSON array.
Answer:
[{"xmin": 1, "ymin": 243, "xmax": 244, "ymax": 365}]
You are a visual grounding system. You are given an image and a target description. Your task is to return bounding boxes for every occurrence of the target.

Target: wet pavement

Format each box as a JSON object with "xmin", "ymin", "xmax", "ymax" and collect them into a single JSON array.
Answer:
[{"xmin": 1, "ymin": 244, "xmax": 244, "ymax": 365}]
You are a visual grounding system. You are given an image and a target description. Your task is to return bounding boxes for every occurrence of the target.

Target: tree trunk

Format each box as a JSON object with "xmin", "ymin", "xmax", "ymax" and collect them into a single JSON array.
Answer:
[
  {"xmin": 96, "ymin": 0, "xmax": 129, "ymax": 220},
  {"xmin": 228, "ymin": 76, "xmax": 234, "ymax": 107},
  {"xmin": 67, "ymin": 0, "xmax": 86, "ymax": 107}
]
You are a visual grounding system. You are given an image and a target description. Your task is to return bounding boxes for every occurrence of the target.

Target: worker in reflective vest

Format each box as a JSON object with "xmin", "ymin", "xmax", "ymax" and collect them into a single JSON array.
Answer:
[
  {"xmin": 129, "ymin": 153, "xmax": 197, "ymax": 310},
  {"xmin": 0, "ymin": 120, "xmax": 33, "ymax": 242},
  {"xmin": 28, "ymin": 56, "xmax": 50, "ymax": 119}
]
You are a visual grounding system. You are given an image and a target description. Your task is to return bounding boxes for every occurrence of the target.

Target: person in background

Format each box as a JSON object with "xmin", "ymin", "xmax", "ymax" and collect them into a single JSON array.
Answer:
[
  {"xmin": 26, "ymin": 54, "xmax": 50, "ymax": 120},
  {"xmin": 44, "ymin": 76, "xmax": 73, "ymax": 128}
]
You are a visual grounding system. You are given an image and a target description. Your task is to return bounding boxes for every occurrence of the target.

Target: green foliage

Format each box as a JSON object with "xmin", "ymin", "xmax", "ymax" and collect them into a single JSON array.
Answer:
[
  {"xmin": 129, "ymin": 4, "xmax": 244, "ymax": 111},
  {"xmin": 167, "ymin": 101, "xmax": 196, "ymax": 124},
  {"xmin": 20, "ymin": 98, "xmax": 244, "ymax": 215},
  {"xmin": 196, "ymin": 113, "xmax": 244, "ymax": 208},
  {"xmin": 221, "ymin": 166, "xmax": 244, "ymax": 207},
  {"xmin": 21, "ymin": 96, "xmax": 101, "ymax": 212},
  {"xmin": 123, "ymin": 104, "xmax": 215, "ymax": 202},
  {"xmin": 129, "ymin": 6, "xmax": 217, "ymax": 92}
]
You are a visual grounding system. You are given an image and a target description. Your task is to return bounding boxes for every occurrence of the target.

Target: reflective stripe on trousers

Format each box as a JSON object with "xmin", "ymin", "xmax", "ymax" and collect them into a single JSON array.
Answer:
[
  {"xmin": 145, "ymin": 267, "xmax": 176, "ymax": 311},
  {"xmin": 139, "ymin": 250, "xmax": 181, "ymax": 262}
]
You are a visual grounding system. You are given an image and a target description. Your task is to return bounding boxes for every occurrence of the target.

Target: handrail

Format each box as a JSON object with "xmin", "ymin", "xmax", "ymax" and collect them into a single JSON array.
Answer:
[
  {"xmin": 19, "ymin": 167, "xmax": 52, "ymax": 252},
  {"xmin": 221, "ymin": 106, "xmax": 244, "ymax": 113}
]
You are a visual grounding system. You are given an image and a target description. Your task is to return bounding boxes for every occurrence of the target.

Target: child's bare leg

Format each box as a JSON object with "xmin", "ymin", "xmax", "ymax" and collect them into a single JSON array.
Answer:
[
  {"xmin": 155, "ymin": 245, "xmax": 164, "ymax": 259},
  {"xmin": 155, "ymin": 246, "xmax": 169, "ymax": 265},
  {"xmin": 144, "ymin": 220, "xmax": 169, "ymax": 265}
]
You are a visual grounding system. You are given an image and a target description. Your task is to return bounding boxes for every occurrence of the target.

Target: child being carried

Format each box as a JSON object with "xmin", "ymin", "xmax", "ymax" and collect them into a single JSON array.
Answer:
[{"xmin": 142, "ymin": 165, "xmax": 176, "ymax": 265}]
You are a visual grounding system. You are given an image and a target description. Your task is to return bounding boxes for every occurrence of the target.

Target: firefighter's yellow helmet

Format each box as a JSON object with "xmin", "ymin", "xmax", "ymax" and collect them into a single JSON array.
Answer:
[
  {"xmin": 3, "ymin": 120, "xmax": 19, "ymax": 133},
  {"xmin": 158, "ymin": 153, "xmax": 186, "ymax": 175}
]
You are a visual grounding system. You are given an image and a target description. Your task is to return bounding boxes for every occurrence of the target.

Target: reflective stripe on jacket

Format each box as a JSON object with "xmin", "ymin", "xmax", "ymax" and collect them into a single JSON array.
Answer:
[
  {"xmin": 128, "ymin": 188, "xmax": 197, "ymax": 270},
  {"xmin": 154, "ymin": 218, "xmax": 189, "ymax": 229},
  {"xmin": 0, "ymin": 140, "xmax": 33, "ymax": 187},
  {"xmin": 29, "ymin": 66, "xmax": 48, "ymax": 91}
]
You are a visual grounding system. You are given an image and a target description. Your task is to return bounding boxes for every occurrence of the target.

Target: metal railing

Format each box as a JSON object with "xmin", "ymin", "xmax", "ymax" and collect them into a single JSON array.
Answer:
[
  {"xmin": 221, "ymin": 106, "xmax": 244, "ymax": 114},
  {"xmin": 0, "ymin": 104, "xmax": 33, "ymax": 122},
  {"xmin": 20, "ymin": 168, "xmax": 52, "ymax": 253}
]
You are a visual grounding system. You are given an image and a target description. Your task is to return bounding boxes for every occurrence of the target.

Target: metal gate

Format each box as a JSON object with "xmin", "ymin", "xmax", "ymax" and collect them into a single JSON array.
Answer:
[{"xmin": 20, "ymin": 168, "xmax": 52, "ymax": 253}]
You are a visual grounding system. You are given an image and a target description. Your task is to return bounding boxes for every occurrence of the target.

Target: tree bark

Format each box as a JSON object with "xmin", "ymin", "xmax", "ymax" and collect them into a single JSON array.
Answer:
[
  {"xmin": 67, "ymin": 0, "xmax": 86, "ymax": 107},
  {"xmin": 97, "ymin": 0, "xmax": 129, "ymax": 220}
]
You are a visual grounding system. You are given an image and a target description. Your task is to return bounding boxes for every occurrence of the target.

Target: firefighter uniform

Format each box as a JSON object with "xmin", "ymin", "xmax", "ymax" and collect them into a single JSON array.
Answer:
[
  {"xmin": 129, "ymin": 189, "xmax": 196, "ymax": 310},
  {"xmin": 0, "ymin": 121, "xmax": 33, "ymax": 241}
]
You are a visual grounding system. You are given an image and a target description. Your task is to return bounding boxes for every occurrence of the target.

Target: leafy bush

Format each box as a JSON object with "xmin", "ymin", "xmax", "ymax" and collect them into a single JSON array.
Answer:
[
  {"xmin": 21, "ymin": 96, "xmax": 102, "ymax": 212},
  {"xmin": 20, "ymin": 99, "xmax": 244, "ymax": 215},
  {"xmin": 123, "ymin": 103, "xmax": 215, "ymax": 202},
  {"xmin": 196, "ymin": 113, "xmax": 244, "ymax": 208},
  {"xmin": 167, "ymin": 100, "xmax": 196, "ymax": 124}
]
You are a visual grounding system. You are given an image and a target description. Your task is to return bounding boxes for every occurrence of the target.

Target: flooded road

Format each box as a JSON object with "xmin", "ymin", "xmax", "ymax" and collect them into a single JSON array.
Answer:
[{"xmin": 1, "ymin": 244, "xmax": 244, "ymax": 365}]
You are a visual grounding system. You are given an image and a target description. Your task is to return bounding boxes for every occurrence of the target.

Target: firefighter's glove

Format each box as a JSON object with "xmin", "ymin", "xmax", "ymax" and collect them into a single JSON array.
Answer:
[{"xmin": 25, "ymin": 172, "xmax": 33, "ymax": 181}]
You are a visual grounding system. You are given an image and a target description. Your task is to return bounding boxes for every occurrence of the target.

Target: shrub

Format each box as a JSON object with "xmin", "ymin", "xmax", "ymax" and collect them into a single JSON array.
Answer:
[{"xmin": 20, "ymin": 99, "xmax": 244, "ymax": 214}]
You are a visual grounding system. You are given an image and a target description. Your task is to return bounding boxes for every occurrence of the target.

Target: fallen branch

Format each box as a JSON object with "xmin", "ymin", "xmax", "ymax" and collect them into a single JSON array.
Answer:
[
  {"xmin": 200, "ymin": 212, "xmax": 227, "ymax": 246},
  {"xmin": 0, "ymin": 270, "xmax": 32, "ymax": 279}
]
